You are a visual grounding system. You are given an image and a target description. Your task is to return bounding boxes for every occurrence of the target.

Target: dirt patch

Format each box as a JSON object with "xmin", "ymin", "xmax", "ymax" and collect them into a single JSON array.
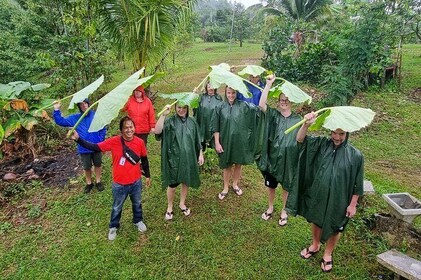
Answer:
[
  {"xmin": 408, "ymin": 87, "xmax": 421, "ymax": 103},
  {"xmin": 204, "ymin": 47, "xmax": 215, "ymax": 51},
  {"xmin": 0, "ymin": 143, "xmax": 81, "ymax": 207}
]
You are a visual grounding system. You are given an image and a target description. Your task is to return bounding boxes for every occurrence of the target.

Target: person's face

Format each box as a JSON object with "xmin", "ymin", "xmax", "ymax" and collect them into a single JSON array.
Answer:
[
  {"xmin": 249, "ymin": 75, "xmax": 260, "ymax": 85},
  {"xmin": 176, "ymin": 104, "xmax": 188, "ymax": 118},
  {"xmin": 331, "ymin": 129, "xmax": 347, "ymax": 147},
  {"xmin": 206, "ymin": 83, "xmax": 215, "ymax": 95},
  {"xmin": 78, "ymin": 101, "xmax": 89, "ymax": 112},
  {"xmin": 278, "ymin": 94, "xmax": 291, "ymax": 111},
  {"xmin": 134, "ymin": 90, "xmax": 144, "ymax": 99},
  {"xmin": 122, "ymin": 120, "xmax": 135, "ymax": 140},
  {"xmin": 226, "ymin": 87, "xmax": 236, "ymax": 104}
]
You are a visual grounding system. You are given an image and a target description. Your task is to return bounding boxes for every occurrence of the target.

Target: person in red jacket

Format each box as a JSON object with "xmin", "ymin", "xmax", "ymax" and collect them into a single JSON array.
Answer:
[{"xmin": 122, "ymin": 85, "xmax": 156, "ymax": 146}]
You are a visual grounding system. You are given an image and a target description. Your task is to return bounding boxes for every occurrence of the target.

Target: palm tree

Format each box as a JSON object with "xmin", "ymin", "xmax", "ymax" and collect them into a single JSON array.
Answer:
[{"xmin": 98, "ymin": 0, "xmax": 194, "ymax": 72}]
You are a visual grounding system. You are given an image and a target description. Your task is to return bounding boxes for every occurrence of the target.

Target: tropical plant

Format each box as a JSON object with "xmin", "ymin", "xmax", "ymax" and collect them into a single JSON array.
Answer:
[
  {"xmin": 0, "ymin": 81, "xmax": 52, "ymax": 159},
  {"xmin": 98, "ymin": 0, "xmax": 194, "ymax": 72}
]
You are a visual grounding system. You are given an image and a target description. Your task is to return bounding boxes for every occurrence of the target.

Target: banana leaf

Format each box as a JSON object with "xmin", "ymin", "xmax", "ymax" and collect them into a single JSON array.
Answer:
[
  {"xmin": 68, "ymin": 75, "xmax": 104, "ymax": 110},
  {"xmin": 87, "ymin": 69, "xmax": 164, "ymax": 132},
  {"xmin": 237, "ymin": 65, "xmax": 266, "ymax": 77},
  {"xmin": 285, "ymin": 106, "xmax": 376, "ymax": 134},
  {"xmin": 208, "ymin": 64, "xmax": 251, "ymax": 97},
  {"xmin": 269, "ymin": 79, "xmax": 312, "ymax": 104},
  {"xmin": 159, "ymin": 92, "xmax": 200, "ymax": 108},
  {"xmin": 31, "ymin": 83, "xmax": 51, "ymax": 92}
]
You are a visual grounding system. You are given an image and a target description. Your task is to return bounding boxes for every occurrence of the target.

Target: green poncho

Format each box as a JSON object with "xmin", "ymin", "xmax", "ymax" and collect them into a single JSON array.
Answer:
[
  {"xmin": 156, "ymin": 115, "xmax": 202, "ymax": 188},
  {"xmin": 211, "ymin": 99, "xmax": 260, "ymax": 169},
  {"xmin": 193, "ymin": 93, "xmax": 223, "ymax": 145},
  {"xmin": 286, "ymin": 135, "xmax": 364, "ymax": 242},
  {"xmin": 256, "ymin": 107, "xmax": 302, "ymax": 192}
]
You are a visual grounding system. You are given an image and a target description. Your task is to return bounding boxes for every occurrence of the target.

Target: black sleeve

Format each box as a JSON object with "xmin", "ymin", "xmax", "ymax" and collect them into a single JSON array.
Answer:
[
  {"xmin": 140, "ymin": 156, "xmax": 150, "ymax": 178},
  {"xmin": 76, "ymin": 138, "xmax": 101, "ymax": 152}
]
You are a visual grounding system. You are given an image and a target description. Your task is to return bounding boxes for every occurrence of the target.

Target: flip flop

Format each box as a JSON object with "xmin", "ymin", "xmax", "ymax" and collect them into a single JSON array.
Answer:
[
  {"xmin": 218, "ymin": 192, "xmax": 228, "ymax": 200},
  {"xmin": 321, "ymin": 258, "xmax": 333, "ymax": 273},
  {"xmin": 232, "ymin": 187, "xmax": 243, "ymax": 196},
  {"xmin": 165, "ymin": 211, "xmax": 174, "ymax": 221},
  {"xmin": 180, "ymin": 207, "xmax": 191, "ymax": 216},
  {"xmin": 300, "ymin": 247, "xmax": 320, "ymax": 259},
  {"xmin": 261, "ymin": 211, "xmax": 273, "ymax": 221},
  {"xmin": 279, "ymin": 215, "xmax": 288, "ymax": 226}
]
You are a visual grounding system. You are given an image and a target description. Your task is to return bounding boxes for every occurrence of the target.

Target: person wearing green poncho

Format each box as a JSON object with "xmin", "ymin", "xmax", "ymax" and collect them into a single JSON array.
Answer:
[
  {"xmin": 287, "ymin": 112, "xmax": 364, "ymax": 273},
  {"xmin": 193, "ymin": 81, "xmax": 223, "ymax": 150},
  {"xmin": 212, "ymin": 86, "xmax": 260, "ymax": 200},
  {"xmin": 155, "ymin": 103, "xmax": 204, "ymax": 221},
  {"xmin": 257, "ymin": 75, "xmax": 302, "ymax": 226}
]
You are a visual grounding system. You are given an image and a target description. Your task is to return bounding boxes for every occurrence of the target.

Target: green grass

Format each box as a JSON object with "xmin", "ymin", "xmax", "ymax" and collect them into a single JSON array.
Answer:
[{"xmin": 1, "ymin": 42, "xmax": 420, "ymax": 279}]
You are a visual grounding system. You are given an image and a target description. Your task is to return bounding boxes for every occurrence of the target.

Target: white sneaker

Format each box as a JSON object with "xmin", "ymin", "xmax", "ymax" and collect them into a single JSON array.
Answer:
[
  {"xmin": 108, "ymin": 227, "xmax": 117, "ymax": 241},
  {"xmin": 134, "ymin": 221, "xmax": 147, "ymax": 232}
]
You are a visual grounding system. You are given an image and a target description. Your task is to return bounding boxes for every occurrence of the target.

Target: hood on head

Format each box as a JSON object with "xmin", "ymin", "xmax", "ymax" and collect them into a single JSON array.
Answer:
[
  {"xmin": 133, "ymin": 85, "xmax": 145, "ymax": 97},
  {"xmin": 77, "ymin": 98, "xmax": 90, "ymax": 112}
]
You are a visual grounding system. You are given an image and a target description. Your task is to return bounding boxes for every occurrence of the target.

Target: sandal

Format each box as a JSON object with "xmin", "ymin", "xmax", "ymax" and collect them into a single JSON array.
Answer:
[
  {"xmin": 165, "ymin": 211, "xmax": 174, "ymax": 221},
  {"xmin": 279, "ymin": 215, "xmax": 288, "ymax": 226},
  {"xmin": 180, "ymin": 207, "xmax": 191, "ymax": 217},
  {"xmin": 232, "ymin": 187, "xmax": 243, "ymax": 196},
  {"xmin": 261, "ymin": 211, "xmax": 273, "ymax": 221},
  {"xmin": 218, "ymin": 192, "xmax": 228, "ymax": 200},
  {"xmin": 321, "ymin": 258, "xmax": 333, "ymax": 273},
  {"xmin": 300, "ymin": 246, "xmax": 320, "ymax": 259}
]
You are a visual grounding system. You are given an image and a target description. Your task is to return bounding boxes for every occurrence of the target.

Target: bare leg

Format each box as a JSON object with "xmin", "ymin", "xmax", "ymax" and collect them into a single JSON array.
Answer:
[
  {"xmin": 222, "ymin": 166, "xmax": 232, "ymax": 193},
  {"xmin": 166, "ymin": 187, "xmax": 176, "ymax": 213},
  {"xmin": 179, "ymin": 184, "xmax": 189, "ymax": 209},
  {"xmin": 232, "ymin": 164, "xmax": 242, "ymax": 188},
  {"xmin": 84, "ymin": 169, "xmax": 92, "ymax": 185},
  {"xmin": 301, "ymin": 223, "xmax": 322, "ymax": 258},
  {"xmin": 281, "ymin": 190, "xmax": 289, "ymax": 218},
  {"xmin": 321, "ymin": 232, "xmax": 341, "ymax": 271},
  {"xmin": 267, "ymin": 188, "xmax": 275, "ymax": 213},
  {"xmin": 94, "ymin": 166, "xmax": 102, "ymax": 183}
]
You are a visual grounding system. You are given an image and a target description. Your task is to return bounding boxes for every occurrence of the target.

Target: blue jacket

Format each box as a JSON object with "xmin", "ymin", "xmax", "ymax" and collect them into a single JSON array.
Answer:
[
  {"xmin": 53, "ymin": 110, "xmax": 106, "ymax": 154},
  {"xmin": 237, "ymin": 80, "xmax": 265, "ymax": 106}
]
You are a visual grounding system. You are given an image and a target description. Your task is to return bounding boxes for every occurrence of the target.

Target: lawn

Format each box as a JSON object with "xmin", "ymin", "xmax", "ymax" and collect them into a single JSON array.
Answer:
[{"xmin": 0, "ymin": 42, "xmax": 420, "ymax": 279}]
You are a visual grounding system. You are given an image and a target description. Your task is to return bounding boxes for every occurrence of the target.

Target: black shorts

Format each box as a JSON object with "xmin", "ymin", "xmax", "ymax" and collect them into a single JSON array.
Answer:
[
  {"xmin": 262, "ymin": 171, "xmax": 279, "ymax": 189},
  {"xmin": 80, "ymin": 152, "xmax": 102, "ymax": 170},
  {"xmin": 169, "ymin": 183, "xmax": 180, "ymax": 188}
]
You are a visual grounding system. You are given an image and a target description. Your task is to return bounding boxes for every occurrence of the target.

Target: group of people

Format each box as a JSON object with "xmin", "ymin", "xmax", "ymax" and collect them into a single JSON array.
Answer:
[{"xmin": 54, "ymin": 73, "xmax": 364, "ymax": 273}]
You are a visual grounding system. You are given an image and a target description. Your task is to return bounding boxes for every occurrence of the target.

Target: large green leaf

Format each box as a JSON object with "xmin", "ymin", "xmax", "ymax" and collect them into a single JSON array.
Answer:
[
  {"xmin": 89, "ymin": 68, "xmax": 164, "ymax": 132},
  {"xmin": 159, "ymin": 92, "xmax": 200, "ymax": 108},
  {"xmin": 238, "ymin": 65, "xmax": 267, "ymax": 76},
  {"xmin": 269, "ymin": 80, "xmax": 312, "ymax": 104},
  {"xmin": 309, "ymin": 109, "xmax": 331, "ymax": 131},
  {"xmin": 21, "ymin": 116, "xmax": 38, "ymax": 131},
  {"xmin": 68, "ymin": 75, "xmax": 104, "ymax": 110},
  {"xmin": 0, "ymin": 84, "xmax": 14, "ymax": 99},
  {"xmin": 321, "ymin": 106, "xmax": 375, "ymax": 132},
  {"xmin": 4, "ymin": 117, "xmax": 22, "ymax": 138},
  {"xmin": 31, "ymin": 83, "xmax": 51, "ymax": 92},
  {"xmin": 208, "ymin": 64, "xmax": 250, "ymax": 97},
  {"xmin": 8, "ymin": 81, "xmax": 31, "ymax": 97}
]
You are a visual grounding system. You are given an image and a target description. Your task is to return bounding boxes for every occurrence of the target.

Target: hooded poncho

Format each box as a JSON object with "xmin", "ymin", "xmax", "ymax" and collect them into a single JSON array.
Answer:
[
  {"xmin": 194, "ymin": 93, "xmax": 223, "ymax": 146},
  {"xmin": 256, "ymin": 107, "xmax": 302, "ymax": 191},
  {"xmin": 156, "ymin": 115, "xmax": 202, "ymax": 188},
  {"xmin": 286, "ymin": 134, "xmax": 364, "ymax": 242},
  {"xmin": 211, "ymin": 99, "xmax": 260, "ymax": 169}
]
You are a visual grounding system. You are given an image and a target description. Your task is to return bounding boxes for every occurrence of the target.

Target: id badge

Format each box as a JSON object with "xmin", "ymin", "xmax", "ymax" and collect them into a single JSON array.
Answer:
[{"xmin": 119, "ymin": 157, "xmax": 126, "ymax": 166}]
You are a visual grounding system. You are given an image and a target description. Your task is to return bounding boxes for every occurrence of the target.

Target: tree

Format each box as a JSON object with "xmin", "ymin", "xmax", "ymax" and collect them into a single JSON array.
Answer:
[{"xmin": 98, "ymin": 0, "xmax": 194, "ymax": 72}]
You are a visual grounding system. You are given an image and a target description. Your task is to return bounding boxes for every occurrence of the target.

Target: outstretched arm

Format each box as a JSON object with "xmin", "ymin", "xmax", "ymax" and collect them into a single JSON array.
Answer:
[{"xmin": 154, "ymin": 105, "xmax": 171, "ymax": 134}]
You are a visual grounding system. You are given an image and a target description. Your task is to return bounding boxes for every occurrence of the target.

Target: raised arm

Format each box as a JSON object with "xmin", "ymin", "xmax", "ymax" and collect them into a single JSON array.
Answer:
[
  {"xmin": 154, "ymin": 105, "xmax": 171, "ymax": 134},
  {"xmin": 296, "ymin": 112, "xmax": 317, "ymax": 143},
  {"xmin": 258, "ymin": 74, "xmax": 276, "ymax": 113}
]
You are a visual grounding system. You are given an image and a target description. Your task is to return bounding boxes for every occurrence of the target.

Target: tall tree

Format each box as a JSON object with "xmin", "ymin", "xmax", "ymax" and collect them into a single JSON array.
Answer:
[{"xmin": 98, "ymin": 0, "xmax": 194, "ymax": 72}]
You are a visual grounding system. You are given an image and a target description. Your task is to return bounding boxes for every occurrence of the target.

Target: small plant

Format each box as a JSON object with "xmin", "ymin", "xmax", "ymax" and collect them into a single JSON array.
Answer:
[
  {"xmin": 0, "ymin": 222, "xmax": 12, "ymax": 234},
  {"xmin": 27, "ymin": 204, "xmax": 42, "ymax": 219}
]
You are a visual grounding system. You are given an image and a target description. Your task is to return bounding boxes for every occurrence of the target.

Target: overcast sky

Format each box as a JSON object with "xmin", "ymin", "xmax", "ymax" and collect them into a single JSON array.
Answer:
[{"xmin": 234, "ymin": 0, "xmax": 262, "ymax": 8}]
